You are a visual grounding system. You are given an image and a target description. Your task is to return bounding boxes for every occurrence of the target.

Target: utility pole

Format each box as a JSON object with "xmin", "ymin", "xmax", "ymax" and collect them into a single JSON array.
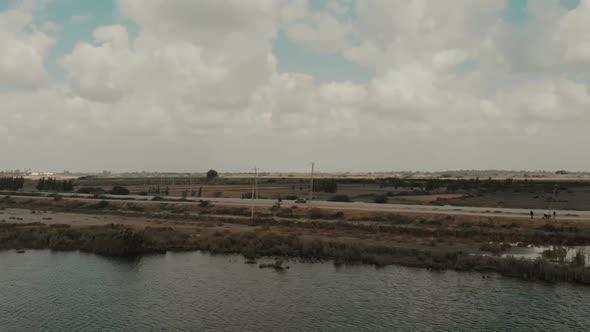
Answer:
[
  {"xmin": 251, "ymin": 167, "xmax": 257, "ymax": 219},
  {"xmin": 309, "ymin": 162, "xmax": 315, "ymax": 207},
  {"xmin": 255, "ymin": 167, "xmax": 259, "ymax": 199}
]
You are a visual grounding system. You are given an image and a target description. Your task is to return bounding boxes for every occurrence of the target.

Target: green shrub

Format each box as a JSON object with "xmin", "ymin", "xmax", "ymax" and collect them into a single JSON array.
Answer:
[
  {"xmin": 374, "ymin": 195, "xmax": 388, "ymax": 204},
  {"xmin": 110, "ymin": 186, "xmax": 130, "ymax": 195},
  {"xmin": 572, "ymin": 249, "xmax": 587, "ymax": 267},
  {"xmin": 77, "ymin": 187, "xmax": 106, "ymax": 195},
  {"xmin": 199, "ymin": 200, "xmax": 212, "ymax": 208},
  {"xmin": 329, "ymin": 195, "xmax": 352, "ymax": 202}
]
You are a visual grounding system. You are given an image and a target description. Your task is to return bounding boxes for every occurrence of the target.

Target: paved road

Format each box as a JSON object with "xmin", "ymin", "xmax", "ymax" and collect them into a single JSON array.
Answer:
[{"xmin": 3, "ymin": 191, "xmax": 590, "ymax": 221}]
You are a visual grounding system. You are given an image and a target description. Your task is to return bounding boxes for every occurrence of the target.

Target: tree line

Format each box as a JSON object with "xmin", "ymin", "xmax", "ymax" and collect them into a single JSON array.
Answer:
[
  {"xmin": 0, "ymin": 177, "xmax": 25, "ymax": 191},
  {"xmin": 36, "ymin": 177, "xmax": 74, "ymax": 192},
  {"xmin": 313, "ymin": 179, "xmax": 338, "ymax": 193}
]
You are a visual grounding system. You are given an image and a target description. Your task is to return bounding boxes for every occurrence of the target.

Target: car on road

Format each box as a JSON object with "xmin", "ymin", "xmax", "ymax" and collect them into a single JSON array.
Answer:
[{"xmin": 294, "ymin": 198, "xmax": 307, "ymax": 203}]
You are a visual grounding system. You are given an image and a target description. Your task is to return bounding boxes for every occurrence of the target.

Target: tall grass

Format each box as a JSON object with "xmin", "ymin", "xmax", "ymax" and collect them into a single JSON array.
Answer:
[{"xmin": 2, "ymin": 222, "xmax": 590, "ymax": 284}]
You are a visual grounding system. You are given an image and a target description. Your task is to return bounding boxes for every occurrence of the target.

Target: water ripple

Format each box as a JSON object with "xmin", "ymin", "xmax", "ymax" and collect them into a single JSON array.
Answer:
[{"xmin": 1, "ymin": 250, "xmax": 589, "ymax": 331}]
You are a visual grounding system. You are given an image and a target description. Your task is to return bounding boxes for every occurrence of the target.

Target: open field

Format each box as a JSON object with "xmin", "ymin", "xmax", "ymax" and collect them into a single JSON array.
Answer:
[
  {"xmin": 440, "ymin": 188, "xmax": 590, "ymax": 210},
  {"xmin": 11, "ymin": 174, "xmax": 590, "ymax": 212}
]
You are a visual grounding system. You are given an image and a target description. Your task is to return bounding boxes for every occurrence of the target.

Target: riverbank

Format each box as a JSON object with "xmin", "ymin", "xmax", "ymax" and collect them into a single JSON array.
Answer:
[
  {"xmin": 2, "ymin": 196, "xmax": 590, "ymax": 285},
  {"xmin": 2, "ymin": 221, "xmax": 590, "ymax": 285}
]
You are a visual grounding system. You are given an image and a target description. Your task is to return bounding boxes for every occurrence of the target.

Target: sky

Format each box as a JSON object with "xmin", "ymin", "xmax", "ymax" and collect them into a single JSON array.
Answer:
[{"xmin": 1, "ymin": 0, "xmax": 589, "ymax": 173}]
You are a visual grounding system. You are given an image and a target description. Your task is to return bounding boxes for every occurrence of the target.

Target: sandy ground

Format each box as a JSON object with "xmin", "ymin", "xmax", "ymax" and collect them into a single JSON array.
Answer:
[
  {"xmin": 0, "ymin": 208, "xmax": 158, "ymax": 227},
  {"xmin": 8, "ymin": 192, "xmax": 590, "ymax": 221},
  {"xmin": 0, "ymin": 208, "xmax": 260, "ymax": 237}
]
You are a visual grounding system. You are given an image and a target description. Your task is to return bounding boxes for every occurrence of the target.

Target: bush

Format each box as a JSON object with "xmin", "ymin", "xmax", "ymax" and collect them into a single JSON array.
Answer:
[
  {"xmin": 199, "ymin": 200, "xmax": 212, "ymax": 208},
  {"xmin": 92, "ymin": 200, "xmax": 111, "ymax": 209},
  {"xmin": 572, "ymin": 249, "xmax": 587, "ymax": 267},
  {"xmin": 313, "ymin": 179, "xmax": 338, "ymax": 193},
  {"xmin": 332, "ymin": 212, "xmax": 345, "ymax": 219},
  {"xmin": 543, "ymin": 247, "xmax": 567, "ymax": 261},
  {"xmin": 309, "ymin": 208, "xmax": 325, "ymax": 219},
  {"xmin": 329, "ymin": 195, "xmax": 352, "ymax": 202},
  {"xmin": 77, "ymin": 187, "xmax": 106, "ymax": 195},
  {"xmin": 479, "ymin": 242, "xmax": 511, "ymax": 254},
  {"xmin": 374, "ymin": 195, "xmax": 388, "ymax": 204},
  {"xmin": 110, "ymin": 186, "xmax": 130, "ymax": 195}
]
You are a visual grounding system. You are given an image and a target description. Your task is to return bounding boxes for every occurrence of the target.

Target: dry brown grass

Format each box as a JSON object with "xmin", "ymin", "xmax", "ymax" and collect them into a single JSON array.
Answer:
[{"xmin": 398, "ymin": 194, "xmax": 465, "ymax": 203}]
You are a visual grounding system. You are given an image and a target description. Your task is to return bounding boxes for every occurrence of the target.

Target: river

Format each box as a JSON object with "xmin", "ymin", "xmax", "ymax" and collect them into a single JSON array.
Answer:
[{"xmin": 1, "ymin": 250, "xmax": 589, "ymax": 331}]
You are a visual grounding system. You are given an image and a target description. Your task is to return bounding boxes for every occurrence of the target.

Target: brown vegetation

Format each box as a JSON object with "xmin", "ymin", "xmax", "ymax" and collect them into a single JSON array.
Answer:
[
  {"xmin": 1, "ymin": 222, "xmax": 589, "ymax": 284},
  {"xmin": 3, "ymin": 196, "xmax": 590, "ymax": 285}
]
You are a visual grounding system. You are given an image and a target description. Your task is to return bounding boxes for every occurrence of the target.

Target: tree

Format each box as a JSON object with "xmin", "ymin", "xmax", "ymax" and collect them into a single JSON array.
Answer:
[
  {"xmin": 425, "ymin": 180, "xmax": 441, "ymax": 192},
  {"xmin": 36, "ymin": 177, "xmax": 73, "ymax": 192},
  {"xmin": 206, "ymin": 169, "xmax": 219, "ymax": 182},
  {"xmin": 36, "ymin": 177, "xmax": 46, "ymax": 191},
  {"xmin": 313, "ymin": 179, "xmax": 338, "ymax": 193},
  {"xmin": 0, "ymin": 177, "xmax": 25, "ymax": 191}
]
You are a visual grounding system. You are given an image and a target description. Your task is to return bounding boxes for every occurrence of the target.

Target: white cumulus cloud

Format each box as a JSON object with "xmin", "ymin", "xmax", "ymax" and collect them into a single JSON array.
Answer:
[{"xmin": 1, "ymin": 0, "xmax": 590, "ymax": 171}]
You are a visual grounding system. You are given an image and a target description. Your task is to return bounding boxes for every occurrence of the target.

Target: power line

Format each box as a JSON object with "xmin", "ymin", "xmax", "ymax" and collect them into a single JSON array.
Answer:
[{"xmin": 309, "ymin": 162, "xmax": 315, "ymax": 208}]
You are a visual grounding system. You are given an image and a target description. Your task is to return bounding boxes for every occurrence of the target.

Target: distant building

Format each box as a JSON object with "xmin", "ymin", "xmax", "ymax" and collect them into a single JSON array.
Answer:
[{"xmin": 28, "ymin": 171, "xmax": 54, "ymax": 176}]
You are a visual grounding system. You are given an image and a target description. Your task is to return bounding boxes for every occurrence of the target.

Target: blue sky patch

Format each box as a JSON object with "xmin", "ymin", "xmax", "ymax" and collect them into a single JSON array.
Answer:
[
  {"xmin": 273, "ymin": 29, "xmax": 370, "ymax": 83},
  {"xmin": 24, "ymin": 0, "xmax": 137, "ymax": 82},
  {"xmin": 309, "ymin": 0, "xmax": 357, "ymax": 21},
  {"xmin": 560, "ymin": 0, "xmax": 580, "ymax": 10},
  {"xmin": 453, "ymin": 61, "xmax": 477, "ymax": 75},
  {"xmin": 502, "ymin": 0, "xmax": 580, "ymax": 25},
  {"xmin": 502, "ymin": 0, "xmax": 530, "ymax": 24}
]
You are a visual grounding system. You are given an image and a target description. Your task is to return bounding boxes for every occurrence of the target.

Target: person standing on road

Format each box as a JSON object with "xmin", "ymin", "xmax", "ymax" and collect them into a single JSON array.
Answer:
[
  {"xmin": 553, "ymin": 211, "xmax": 556, "ymax": 219},
  {"xmin": 530, "ymin": 210, "xmax": 534, "ymax": 219}
]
